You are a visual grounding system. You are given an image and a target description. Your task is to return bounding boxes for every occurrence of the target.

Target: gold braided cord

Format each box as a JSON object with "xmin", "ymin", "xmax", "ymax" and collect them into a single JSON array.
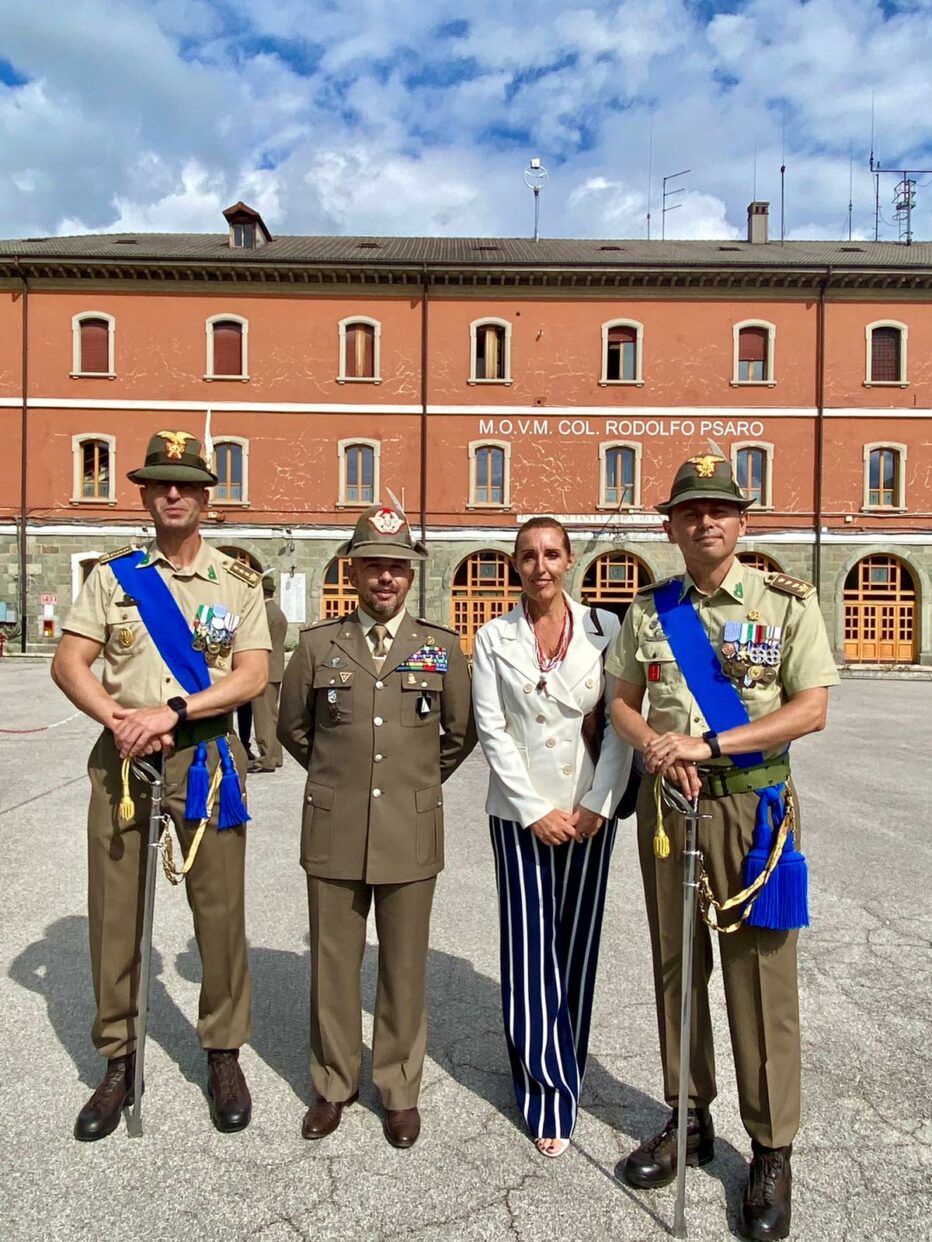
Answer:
[
  {"xmin": 118, "ymin": 758, "xmax": 136, "ymax": 823},
  {"xmin": 160, "ymin": 762, "xmax": 223, "ymax": 886},
  {"xmin": 652, "ymin": 774, "xmax": 671, "ymax": 859}
]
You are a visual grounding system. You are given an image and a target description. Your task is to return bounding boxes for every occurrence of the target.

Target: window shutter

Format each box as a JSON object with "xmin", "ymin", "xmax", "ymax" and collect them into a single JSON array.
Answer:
[
  {"xmin": 345, "ymin": 325, "xmax": 358, "ymax": 377},
  {"xmin": 871, "ymin": 328, "xmax": 900, "ymax": 382},
  {"xmin": 739, "ymin": 327, "xmax": 767, "ymax": 362},
  {"xmin": 607, "ymin": 325, "xmax": 636, "ymax": 345},
  {"xmin": 213, "ymin": 321, "xmax": 242, "ymax": 376},
  {"xmin": 362, "ymin": 326, "xmax": 374, "ymax": 377},
  {"xmin": 80, "ymin": 319, "xmax": 109, "ymax": 373}
]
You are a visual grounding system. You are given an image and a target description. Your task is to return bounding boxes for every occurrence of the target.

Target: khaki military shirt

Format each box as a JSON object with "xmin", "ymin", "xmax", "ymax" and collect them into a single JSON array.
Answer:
[
  {"xmin": 605, "ymin": 560, "xmax": 839, "ymax": 759},
  {"xmin": 64, "ymin": 538, "xmax": 271, "ymax": 710}
]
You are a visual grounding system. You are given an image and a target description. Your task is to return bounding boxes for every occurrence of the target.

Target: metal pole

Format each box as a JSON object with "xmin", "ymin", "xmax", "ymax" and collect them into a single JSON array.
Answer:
[
  {"xmin": 661, "ymin": 778, "xmax": 709, "ymax": 1239},
  {"xmin": 127, "ymin": 757, "xmax": 164, "ymax": 1138},
  {"xmin": 533, "ymin": 188, "xmax": 540, "ymax": 243}
]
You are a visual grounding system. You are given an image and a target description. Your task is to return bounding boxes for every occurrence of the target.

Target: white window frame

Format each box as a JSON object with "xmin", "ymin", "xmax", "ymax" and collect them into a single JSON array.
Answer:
[
  {"xmin": 211, "ymin": 436, "xmax": 250, "ymax": 507},
  {"xmin": 732, "ymin": 440, "xmax": 775, "ymax": 511},
  {"xmin": 598, "ymin": 440, "xmax": 642, "ymax": 508},
  {"xmin": 599, "ymin": 319, "xmax": 644, "ymax": 386},
  {"xmin": 337, "ymin": 438, "xmax": 381, "ymax": 508},
  {"xmin": 71, "ymin": 433, "xmax": 116, "ymax": 505},
  {"xmin": 468, "ymin": 318, "xmax": 512, "ymax": 385},
  {"xmin": 865, "ymin": 320, "xmax": 908, "ymax": 387},
  {"xmin": 467, "ymin": 439, "xmax": 511, "ymax": 508},
  {"xmin": 731, "ymin": 320, "xmax": 776, "ymax": 387},
  {"xmin": 862, "ymin": 441, "xmax": 907, "ymax": 511},
  {"xmin": 205, "ymin": 313, "xmax": 249, "ymax": 381},
  {"xmin": 337, "ymin": 316, "xmax": 382, "ymax": 384},
  {"xmin": 71, "ymin": 312, "xmax": 116, "ymax": 379}
]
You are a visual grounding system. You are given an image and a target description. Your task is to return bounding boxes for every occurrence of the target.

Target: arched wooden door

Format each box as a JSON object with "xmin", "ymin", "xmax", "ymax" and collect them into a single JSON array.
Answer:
[
  {"xmin": 737, "ymin": 551, "xmax": 783, "ymax": 574},
  {"xmin": 579, "ymin": 551, "xmax": 653, "ymax": 622},
  {"xmin": 843, "ymin": 555, "xmax": 918, "ymax": 663},
  {"xmin": 450, "ymin": 550, "xmax": 521, "ymax": 654}
]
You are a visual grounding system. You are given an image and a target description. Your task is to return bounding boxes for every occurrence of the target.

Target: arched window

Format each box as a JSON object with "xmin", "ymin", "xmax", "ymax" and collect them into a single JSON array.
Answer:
[
  {"xmin": 321, "ymin": 557, "xmax": 357, "ymax": 619},
  {"xmin": 216, "ymin": 546, "xmax": 262, "ymax": 571},
  {"xmin": 71, "ymin": 312, "xmax": 115, "ymax": 377},
  {"xmin": 737, "ymin": 551, "xmax": 783, "ymax": 574},
  {"xmin": 338, "ymin": 317, "xmax": 381, "ymax": 382},
  {"xmin": 450, "ymin": 551, "xmax": 522, "ymax": 654},
  {"xmin": 732, "ymin": 321, "xmax": 775, "ymax": 384},
  {"xmin": 866, "ymin": 321, "xmax": 907, "ymax": 385},
  {"xmin": 72, "ymin": 435, "xmax": 115, "ymax": 503},
  {"xmin": 843, "ymin": 555, "xmax": 917, "ymax": 663},
  {"xmin": 338, "ymin": 439, "xmax": 380, "ymax": 506},
  {"xmin": 579, "ymin": 552, "xmax": 652, "ymax": 622},
  {"xmin": 733, "ymin": 442, "xmax": 773, "ymax": 507},
  {"xmin": 600, "ymin": 320, "xmax": 643, "ymax": 384},
  {"xmin": 468, "ymin": 441, "xmax": 509, "ymax": 507},
  {"xmin": 863, "ymin": 442, "xmax": 906, "ymax": 509},
  {"xmin": 599, "ymin": 442, "xmax": 640, "ymax": 507},
  {"xmin": 206, "ymin": 315, "xmax": 248, "ymax": 379},
  {"xmin": 469, "ymin": 318, "xmax": 511, "ymax": 383},
  {"xmin": 213, "ymin": 439, "xmax": 248, "ymax": 504}
]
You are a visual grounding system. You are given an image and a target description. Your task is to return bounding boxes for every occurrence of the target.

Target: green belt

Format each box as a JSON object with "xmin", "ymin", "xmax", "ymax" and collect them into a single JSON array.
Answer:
[
  {"xmin": 700, "ymin": 753, "xmax": 791, "ymax": 798},
  {"xmin": 174, "ymin": 713, "xmax": 233, "ymax": 751}
]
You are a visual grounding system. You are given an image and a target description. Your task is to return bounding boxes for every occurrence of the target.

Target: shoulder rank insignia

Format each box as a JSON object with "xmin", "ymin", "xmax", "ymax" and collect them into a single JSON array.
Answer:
[
  {"xmin": 99, "ymin": 545, "xmax": 138, "ymax": 565},
  {"xmin": 225, "ymin": 560, "xmax": 262, "ymax": 588},
  {"xmin": 416, "ymin": 618, "xmax": 459, "ymax": 635},
  {"xmin": 765, "ymin": 572, "xmax": 814, "ymax": 599},
  {"xmin": 304, "ymin": 616, "xmax": 341, "ymax": 630},
  {"xmin": 637, "ymin": 575, "xmax": 679, "ymax": 595}
]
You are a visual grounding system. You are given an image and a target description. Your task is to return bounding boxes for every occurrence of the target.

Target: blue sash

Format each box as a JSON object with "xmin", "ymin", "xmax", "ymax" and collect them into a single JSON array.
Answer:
[
  {"xmin": 109, "ymin": 550, "xmax": 249, "ymax": 830},
  {"xmin": 653, "ymin": 578, "xmax": 807, "ymax": 930}
]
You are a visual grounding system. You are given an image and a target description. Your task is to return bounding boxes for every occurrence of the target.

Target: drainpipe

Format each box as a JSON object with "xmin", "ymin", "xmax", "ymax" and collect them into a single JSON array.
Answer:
[
  {"xmin": 813, "ymin": 267, "xmax": 830, "ymax": 598},
  {"xmin": 419, "ymin": 264, "xmax": 429, "ymax": 618},
  {"xmin": 16, "ymin": 259, "xmax": 28, "ymax": 652}
]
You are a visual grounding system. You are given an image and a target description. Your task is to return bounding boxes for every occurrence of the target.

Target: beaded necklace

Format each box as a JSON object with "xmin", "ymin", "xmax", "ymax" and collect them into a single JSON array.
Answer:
[{"xmin": 523, "ymin": 598, "xmax": 573, "ymax": 693}]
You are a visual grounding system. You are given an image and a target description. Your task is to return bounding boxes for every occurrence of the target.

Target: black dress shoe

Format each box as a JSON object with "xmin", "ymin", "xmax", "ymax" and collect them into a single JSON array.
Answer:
[
  {"xmin": 383, "ymin": 1106, "xmax": 420, "ymax": 1149},
  {"xmin": 74, "ymin": 1054, "xmax": 135, "ymax": 1142},
  {"xmin": 301, "ymin": 1090, "xmax": 358, "ymax": 1139},
  {"xmin": 207, "ymin": 1049, "xmax": 251, "ymax": 1132},
  {"xmin": 619, "ymin": 1107, "xmax": 715, "ymax": 1189},
  {"xmin": 740, "ymin": 1142, "xmax": 792, "ymax": 1241}
]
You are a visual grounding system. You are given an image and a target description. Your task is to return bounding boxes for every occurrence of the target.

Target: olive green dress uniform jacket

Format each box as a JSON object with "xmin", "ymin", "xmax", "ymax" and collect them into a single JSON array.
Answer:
[{"xmin": 277, "ymin": 610, "xmax": 477, "ymax": 884}]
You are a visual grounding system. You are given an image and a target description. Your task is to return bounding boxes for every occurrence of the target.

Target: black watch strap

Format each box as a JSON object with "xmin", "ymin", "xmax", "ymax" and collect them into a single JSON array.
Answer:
[
  {"xmin": 167, "ymin": 696, "xmax": 188, "ymax": 724},
  {"xmin": 702, "ymin": 730, "xmax": 722, "ymax": 759}
]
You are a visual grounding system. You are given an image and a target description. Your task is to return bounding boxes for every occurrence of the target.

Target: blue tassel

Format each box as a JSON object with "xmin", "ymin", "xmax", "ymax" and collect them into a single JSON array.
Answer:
[
  {"xmin": 744, "ymin": 784, "xmax": 809, "ymax": 931},
  {"xmin": 774, "ymin": 831, "xmax": 809, "ymax": 930},
  {"xmin": 184, "ymin": 742, "xmax": 209, "ymax": 821},
  {"xmin": 216, "ymin": 738, "xmax": 250, "ymax": 830}
]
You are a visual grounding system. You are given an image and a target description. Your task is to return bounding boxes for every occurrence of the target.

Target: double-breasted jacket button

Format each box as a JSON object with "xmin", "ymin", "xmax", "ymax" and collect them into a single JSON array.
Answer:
[
  {"xmin": 306, "ymin": 794, "xmax": 314, "ymax": 803},
  {"xmin": 375, "ymin": 680, "xmax": 384, "ymax": 689},
  {"xmin": 374, "ymin": 753, "xmax": 383, "ymax": 762},
  {"xmin": 523, "ymin": 684, "xmax": 533, "ymax": 694},
  {"xmin": 372, "ymin": 788, "xmax": 382, "ymax": 798},
  {"xmin": 585, "ymin": 678, "xmax": 595, "ymax": 689},
  {"xmin": 536, "ymin": 714, "xmax": 545, "ymax": 724},
  {"xmin": 545, "ymin": 738, "xmax": 556, "ymax": 750},
  {"xmin": 374, "ymin": 716, "xmax": 383, "ymax": 726},
  {"xmin": 562, "ymin": 764, "xmax": 573, "ymax": 776}
]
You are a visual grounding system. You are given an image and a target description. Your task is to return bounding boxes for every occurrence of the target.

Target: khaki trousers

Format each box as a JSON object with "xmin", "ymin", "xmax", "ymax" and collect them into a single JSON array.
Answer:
[
  {"xmin": 307, "ymin": 874, "xmax": 436, "ymax": 1110},
  {"xmin": 251, "ymin": 681, "xmax": 282, "ymax": 771},
  {"xmin": 635, "ymin": 774, "xmax": 802, "ymax": 1148},
  {"xmin": 86, "ymin": 730, "xmax": 251, "ymax": 1059}
]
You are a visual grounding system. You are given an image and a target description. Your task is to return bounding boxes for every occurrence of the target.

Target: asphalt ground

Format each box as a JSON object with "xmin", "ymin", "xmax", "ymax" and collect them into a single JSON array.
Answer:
[{"xmin": 0, "ymin": 662, "xmax": 929, "ymax": 1242}]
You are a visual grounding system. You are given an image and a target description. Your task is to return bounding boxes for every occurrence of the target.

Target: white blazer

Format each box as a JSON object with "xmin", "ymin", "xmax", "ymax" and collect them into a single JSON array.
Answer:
[{"xmin": 471, "ymin": 595, "xmax": 633, "ymax": 828}]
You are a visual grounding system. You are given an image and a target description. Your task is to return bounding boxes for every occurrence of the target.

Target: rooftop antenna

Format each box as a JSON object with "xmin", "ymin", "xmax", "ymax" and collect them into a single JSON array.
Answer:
[
  {"xmin": 752, "ymin": 142, "xmax": 758, "ymax": 202},
  {"xmin": 523, "ymin": 157, "xmax": 548, "ymax": 243},
  {"xmin": 780, "ymin": 105, "xmax": 787, "ymax": 244},
  {"xmin": 870, "ymin": 151, "xmax": 931, "ymax": 246},
  {"xmin": 847, "ymin": 146, "xmax": 854, "ymax": 241},
  {"xmin": 661, "ymin": 169, "xmax": 690, "ymax": 240},
  {"xmin": 869, "ymin": 95, "xmax": 880, "ymax": 241},
  {"xmin": 646, "ymin": 118, "xmax": 654, "ymax": 240}
]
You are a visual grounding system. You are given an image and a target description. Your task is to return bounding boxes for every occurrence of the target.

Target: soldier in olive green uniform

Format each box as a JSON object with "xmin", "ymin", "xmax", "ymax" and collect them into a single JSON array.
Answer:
[
  {"xmin": 278, "ymin": 504, "xmax": 475, "ymax": 1149},
  {"xmin": 249, "ymin": 573, "xmax": 288, "ymax": 773},
  {"xmin": 51, "ymin": 432, "xmax": 270, "ymax": 1141},
  {"xmin": 607, "ymin": 455, "xmax": 838, "ymax": 1242}
]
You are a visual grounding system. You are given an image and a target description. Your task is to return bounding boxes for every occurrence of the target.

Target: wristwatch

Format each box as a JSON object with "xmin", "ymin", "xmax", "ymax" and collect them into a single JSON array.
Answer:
[
  {"xmin": 702, "ymin": 730, "xmax": 722, "ymax": 759},
  {"xmin": 167, "ymin": 696, "xmax": 188, "ymax": 725}
]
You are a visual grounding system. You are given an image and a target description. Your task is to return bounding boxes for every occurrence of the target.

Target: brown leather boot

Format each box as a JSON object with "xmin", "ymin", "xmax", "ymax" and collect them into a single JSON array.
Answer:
[
  {"xmin": 206, "ymin": 1049, "xmax": 251, "ymax": 1133},
  {"xmin": 74, "ymin": 1054, "xmax": 135, "ymax": 1142},
  {"xmin": 618, "ymin": 1106, "xmax": 715, "ymax": 1188},
  {"xmin": 740, "ymin": 1142, "xmax": 792, "ymax": 1241}
]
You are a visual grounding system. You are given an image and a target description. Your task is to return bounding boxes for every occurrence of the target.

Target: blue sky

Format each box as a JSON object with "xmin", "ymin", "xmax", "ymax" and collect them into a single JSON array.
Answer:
[{"xmin": 0, "ymin": 0, "xmax": 929, "ymax": 241}]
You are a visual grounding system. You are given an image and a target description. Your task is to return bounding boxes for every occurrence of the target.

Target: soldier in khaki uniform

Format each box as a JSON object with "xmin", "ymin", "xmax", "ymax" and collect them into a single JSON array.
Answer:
[
  {"xmin": 248, "ymin": 572, "xmax": 288, "ymax": 773},
  {"xmin": 51, "ymin": 432, "xmax": 270, "ymax": 1141},
  {"xmin": 606, "ymin": 455, "xmax": 838, "ymax": 1241},
  {"xmin": 277, "ymin": 504, "xmax": 475, "ymax": 1148}
]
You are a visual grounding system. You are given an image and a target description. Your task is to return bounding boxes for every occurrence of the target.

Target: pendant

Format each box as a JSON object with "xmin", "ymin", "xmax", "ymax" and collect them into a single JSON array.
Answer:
[{"xmin": 537, "ymin": 677, "xmax": 547, "ymax": 692}]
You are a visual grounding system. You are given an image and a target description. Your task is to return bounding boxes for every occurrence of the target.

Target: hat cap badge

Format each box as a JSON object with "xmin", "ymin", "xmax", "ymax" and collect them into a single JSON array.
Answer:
[
  {"xmin": 369, "ymin": 508, "xmax": 406, "ymax": 535},
  {"xmin": 158, "ymin": 430, "xmax": 194, "ymax": 461},
  {"xmin": 688, "ymin": 453, "xmax": 725, "ymax": 479}
]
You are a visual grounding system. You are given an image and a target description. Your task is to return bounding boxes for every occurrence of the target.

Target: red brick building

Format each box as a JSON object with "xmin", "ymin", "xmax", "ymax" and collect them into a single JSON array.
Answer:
[{"xmin": 1, "ymin": 201, "xmax": 929, "ymax": 662}]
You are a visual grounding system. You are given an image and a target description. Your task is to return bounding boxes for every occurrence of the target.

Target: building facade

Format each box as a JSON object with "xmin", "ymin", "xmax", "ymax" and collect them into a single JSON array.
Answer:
[{"xmin": 1, "ymin": 201, "xmax": 930, "ymax": 663}]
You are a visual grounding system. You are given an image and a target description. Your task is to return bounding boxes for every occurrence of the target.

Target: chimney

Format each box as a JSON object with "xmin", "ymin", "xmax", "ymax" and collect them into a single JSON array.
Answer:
[{"xmin": 747, "ymin": 201, "xmax": 769, "ymax": 244}]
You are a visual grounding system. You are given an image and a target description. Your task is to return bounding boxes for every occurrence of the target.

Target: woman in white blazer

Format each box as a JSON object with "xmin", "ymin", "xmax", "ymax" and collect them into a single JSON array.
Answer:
[{"xmin": 472, "ymin": 516, "xmax": 632, "ymax": 1157}]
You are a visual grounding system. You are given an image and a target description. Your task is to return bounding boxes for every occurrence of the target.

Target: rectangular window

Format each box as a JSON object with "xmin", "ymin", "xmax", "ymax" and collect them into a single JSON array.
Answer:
[
  {"xmin": 475, "ymin": 446, "xmax": 504, "ymax": 503},
  {"xmin": 738, "ymin": 327, "xmax": 768, "ymax": 382},
  {"xmin": 606, "ymin": 326, "xmax": 636, "ymax": 381},
  {"xmin": 871, "ymin": 329, "xmax": 901, "ymax": 383},
  {"xmin": 345, "ymin": 325, "xmax": 375, "ymax": 379},
  {"xmin": 345, "ymin": 444, "xmax": 374, "ymax": 503},
  {"xmin": 80, "ymin": 319, "xmax": 110, "ymax": 374},
  {"xmin": 232, "ymin": 223, "xmax": 255, "ymax": 249},
  {"xmin": 81, "ymin": 440, "xmax": 110, "ymax": 499},
  {"xmin": 736, "ymin": 447, "xmax": 767, "ymax": 505},
  {"xmin": 215, "ymin": 443, "xmax": 243, "ymax": 502},
  {"xmin": 604, "ymin": 446, "xmax": 634, "ymax": 505},
  {"xmin": 869, "ymin": 448, "xmax": 897, "ymax": 506},
  {"xmin": 476, "ymin": 326, "xmax": 505, "ymax": 380},
  {"xmin": 212, "ymin": 321, "xmax": 243, "ymax": 376}
]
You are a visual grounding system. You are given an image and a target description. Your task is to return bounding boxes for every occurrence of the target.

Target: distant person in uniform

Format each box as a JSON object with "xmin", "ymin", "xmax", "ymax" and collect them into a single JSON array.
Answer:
[
  {"xmin": 249, "ymin": 572, "xmax": 288, "ymax": 773},
  {"xmin": 606, "ymin": 454, "xmax": 838, "ymax": 1241},
  {"xmin": 277, "ymin": 504, "xmax": 475, "ymax": 1148},
  {"xmin": 471, "ymin": 516, "xmax": 632, "ymax": 1157},
  {"xmin": 51, "ymin": 431, "xmax": 270, "ymax": 1141}
]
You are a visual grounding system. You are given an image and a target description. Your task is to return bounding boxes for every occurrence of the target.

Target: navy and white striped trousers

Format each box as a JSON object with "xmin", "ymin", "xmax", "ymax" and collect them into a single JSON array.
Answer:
[{"xmin": 489, "ymin": 814, "xmax": 618, "ymax": 1141}]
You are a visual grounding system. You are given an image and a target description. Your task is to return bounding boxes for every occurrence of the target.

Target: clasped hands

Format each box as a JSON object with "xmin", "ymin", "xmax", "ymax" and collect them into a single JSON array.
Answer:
[
  {"xmin": 529, "ymin": 805, "xmax": 605, "ymax": 846},
  {"xmin": 110, "ymin": 705, "xmax": 178, "ymax": 760},
  {"xmin": 642, "ymin": 731, "xmax": 713, "ymax": 800}
]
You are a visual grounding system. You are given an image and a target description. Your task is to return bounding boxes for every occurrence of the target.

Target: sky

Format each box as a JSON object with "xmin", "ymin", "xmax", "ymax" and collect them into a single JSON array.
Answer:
[{"xmin": 0, "ymin": 0, "xmax": 930, "ymax": 243}]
